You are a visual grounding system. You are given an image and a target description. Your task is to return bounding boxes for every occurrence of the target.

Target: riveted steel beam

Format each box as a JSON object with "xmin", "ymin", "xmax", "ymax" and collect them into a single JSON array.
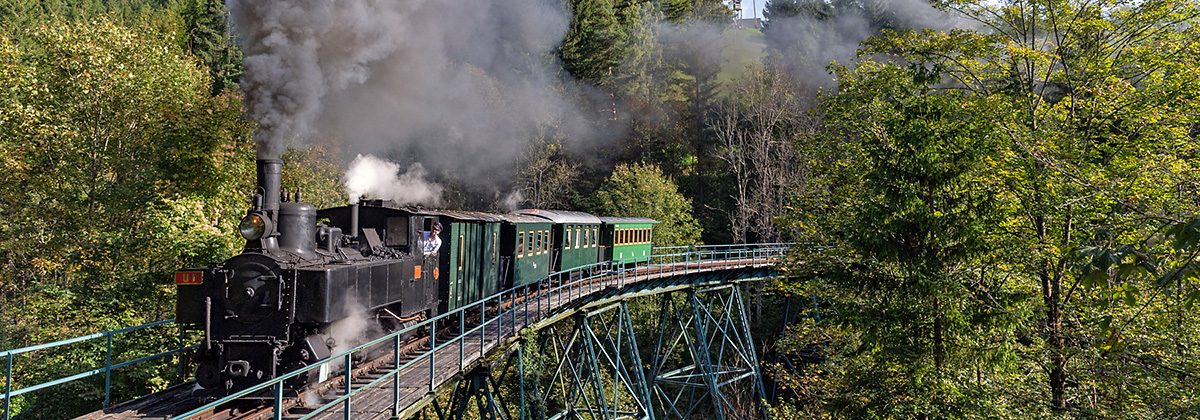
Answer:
[{"xmin": 648, "ymin": 286, "xmax": 769, "ymax": 420}]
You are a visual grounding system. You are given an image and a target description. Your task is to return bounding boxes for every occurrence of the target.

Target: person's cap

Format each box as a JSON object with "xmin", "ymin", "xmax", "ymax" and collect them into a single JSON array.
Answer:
[{"xmin": 433, "ymin": 222, "xmax": 442, "ymax": 231}]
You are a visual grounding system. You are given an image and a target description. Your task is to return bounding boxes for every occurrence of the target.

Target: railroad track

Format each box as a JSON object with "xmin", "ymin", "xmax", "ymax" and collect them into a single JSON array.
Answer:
[
  {"xmin": 81, "ymin": 258, "xmax": 771, "ymax": 420},
  {"xmin": 83, "ymin": 272, "xmax": 605, "ymax": 420}
]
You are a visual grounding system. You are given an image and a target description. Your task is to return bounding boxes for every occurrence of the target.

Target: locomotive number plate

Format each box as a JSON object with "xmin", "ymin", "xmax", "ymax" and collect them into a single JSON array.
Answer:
[{"xmin": 175, "ymin": 271, "xmax": 203, "ymax": 285}]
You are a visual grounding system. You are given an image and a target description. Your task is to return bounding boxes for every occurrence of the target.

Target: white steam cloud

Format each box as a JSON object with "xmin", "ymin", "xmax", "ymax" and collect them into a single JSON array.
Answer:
[
  {"xmin": 344, "ymin": 154, "xmax": 442, "ymax": 206},
  {"xmin": 500, "ymin": 190, "xmax": 524, "ymax": 212}
]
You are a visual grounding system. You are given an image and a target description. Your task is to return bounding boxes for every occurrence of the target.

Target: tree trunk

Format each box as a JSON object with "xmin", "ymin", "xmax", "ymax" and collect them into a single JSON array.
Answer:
[{"xmin": 934, "ymin": 296, "xmax": 944, "ymax": 371}]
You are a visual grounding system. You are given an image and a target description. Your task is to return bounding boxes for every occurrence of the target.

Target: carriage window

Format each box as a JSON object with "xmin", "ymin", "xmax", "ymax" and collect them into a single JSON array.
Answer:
[
  {"xmin": 592, "ymin": 228, "xmax": 598, "ymax": 246},
  {"xmin": 492, "ymin": 232, "xmax": 498, "ymax": 263},
  {"xmin": 527, "ymin": 230, "xmax": 535, "ymax": 256},
  {"xmin": 536, "ymin": 231, "xmax": 542, "ymax": 255},
  {"xmin": 458, "ymin": 235, "xmax": 465, "ymax": 270},
  {"xmin": 386, "ymin": 217, "xmax": 409, "ymax": 246},
  {"xmin": 575, "ymin": 229, "xmax": 581, "ymax": 249},
  {"xmin": 518, "ymin": 232, "xmax": 525, "ymax": 258},
  {"xmin": 583, "ymin": 229, "xmax": 589, "ymax": 248},
  {"xmin": 544, "ymin": 230, "xmax": 550, "ymax": 253}
]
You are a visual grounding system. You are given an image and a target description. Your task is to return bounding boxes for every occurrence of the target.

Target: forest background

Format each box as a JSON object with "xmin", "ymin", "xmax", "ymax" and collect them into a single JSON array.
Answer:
[{"xmin": 2, "ymin": 0, "xmax": 1200, "ymax": 418}]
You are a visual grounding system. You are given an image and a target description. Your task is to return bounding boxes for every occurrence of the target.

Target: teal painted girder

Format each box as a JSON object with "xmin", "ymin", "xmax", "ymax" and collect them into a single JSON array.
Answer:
[
  {"xmin": 442, "ymin": 283, "xmax": 771, "ymax": 420},
  {"xmin": 649, "ymin": 286, "xmax": 768, "ymax": 420},
  {"xmin": 528, "ymin": 267, "xmax": 777, "ymax": 332}
]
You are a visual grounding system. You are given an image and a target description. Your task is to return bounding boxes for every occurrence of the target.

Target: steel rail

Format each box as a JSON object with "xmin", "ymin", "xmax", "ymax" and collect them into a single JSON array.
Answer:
[{"xmin": 5, "ymin": 243, "xmax": 793, "ymax": 420}]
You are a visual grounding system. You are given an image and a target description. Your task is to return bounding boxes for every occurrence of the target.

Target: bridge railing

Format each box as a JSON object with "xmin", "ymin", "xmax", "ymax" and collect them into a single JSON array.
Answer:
[
  {"xmin": 1, "ymin": 243, "xmax": 794, "ymax": 420},
  {"xmin": 0, "ymin": 319, "xmax": 196, "ymax": 420},
  {"xmin": 172, "ymin": 242, "xmax": 793, "ymax": 420}
]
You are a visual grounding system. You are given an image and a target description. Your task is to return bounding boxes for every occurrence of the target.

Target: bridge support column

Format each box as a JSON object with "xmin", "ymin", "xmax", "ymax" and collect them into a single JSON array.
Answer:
[
  {"xmin": 427, "ymin": 362, "xmax": 515, "ymax": 420},
  {"xmin": 650, "ymin": 285, "xmax": 769, "ymax": 420},
  {"xmin": 537, "ymin": 301, "xmax": 655, "ymax": 420}
]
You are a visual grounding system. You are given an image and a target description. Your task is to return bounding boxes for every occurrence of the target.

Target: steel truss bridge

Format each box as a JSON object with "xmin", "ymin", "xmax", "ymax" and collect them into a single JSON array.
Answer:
[{"xmin": 2, "ymin": 244, "xmax": 791, "ymax": 420}]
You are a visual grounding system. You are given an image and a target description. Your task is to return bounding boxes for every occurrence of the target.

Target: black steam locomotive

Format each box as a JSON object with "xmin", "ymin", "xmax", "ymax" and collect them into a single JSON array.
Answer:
[{"xmin": 175, "ymin": 159, "xmax": 658, "ymax": 399}]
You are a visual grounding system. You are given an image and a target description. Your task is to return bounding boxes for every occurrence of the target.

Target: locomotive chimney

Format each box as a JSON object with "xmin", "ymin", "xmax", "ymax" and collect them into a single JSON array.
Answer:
[{"xmin": 257, "ymin": 159, "xmax": 282, "ymax": 214}]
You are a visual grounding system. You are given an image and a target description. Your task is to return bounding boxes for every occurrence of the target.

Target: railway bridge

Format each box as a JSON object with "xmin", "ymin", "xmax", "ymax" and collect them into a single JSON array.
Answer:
[{"xmin": 2, "ymin": 243, "xmax": 792, "ymax": 420}]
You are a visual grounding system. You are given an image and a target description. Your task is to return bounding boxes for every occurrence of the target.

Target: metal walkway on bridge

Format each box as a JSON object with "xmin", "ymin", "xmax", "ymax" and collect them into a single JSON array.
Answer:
[{"xmin": 3, "ymin": 244, "xmax": 790, "ymax": 420}]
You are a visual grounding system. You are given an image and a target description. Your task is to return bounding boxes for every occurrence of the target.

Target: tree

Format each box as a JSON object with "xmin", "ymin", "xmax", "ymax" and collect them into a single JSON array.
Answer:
[
  {"xmin": 582, "ymin": 163, "xmax": 702, "ymax": 247},
  {"xmin": 560, "ymin": 0, "xmax": 625, "ymax": 86},
  {"xmin": 779, "ymin": 0, "xmax": 1200, "ymax": 416},
  {"xmin": 810, "ymin": 56, "xmax": 1010, "ymax": 416},
  {"xmin": 0, "ymin": 19, "xmax": 254, "ymax": 417},
  {"xmin": 182, "ymin": 0, "xmax": 242, "ymax": 94},
  {"xmin": 515, "ymin": 134, "xmax": 580, "ymax": 210},
  {"xmin": 714, "ymin": 62, "xmax": 814, "ymax": 244},
  {"xmin": 891, "ymin": 1, "xmax": 1200, "ymax": 412},
  {"xmin": 281, "ymin": 143, "xmax": 346, "ymax": 210}
]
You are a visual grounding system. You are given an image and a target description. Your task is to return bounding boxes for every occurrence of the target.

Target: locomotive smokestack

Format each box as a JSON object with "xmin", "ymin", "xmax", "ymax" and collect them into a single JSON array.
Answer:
[{"xmin": 257, "ymin": 159, "xmax": 282, "ymax": 213}]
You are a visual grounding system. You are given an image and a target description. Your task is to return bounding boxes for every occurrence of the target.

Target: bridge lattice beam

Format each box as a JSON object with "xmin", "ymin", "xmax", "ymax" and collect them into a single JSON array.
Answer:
[{"xmin": 430, "ymin": 283, "xmax": 771, "ymax": 420}]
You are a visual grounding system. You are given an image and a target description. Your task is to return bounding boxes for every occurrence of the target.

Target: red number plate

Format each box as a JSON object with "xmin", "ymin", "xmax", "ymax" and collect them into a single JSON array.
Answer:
[{"xmin": 175, "ymin": 271, "xmax": 203, "ymax": 285}]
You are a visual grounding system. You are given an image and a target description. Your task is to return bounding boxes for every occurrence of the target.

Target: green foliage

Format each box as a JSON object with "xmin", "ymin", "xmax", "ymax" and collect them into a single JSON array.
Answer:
[
  {"xmin": 0, "ymin": 0, "xmax": 186, "ymax": 43},
  {"xmin": 787, "ymin": 57, "xmax": 1013, "ymax": 418},
  {"xmin": 581, "ymin": 163, "xmax": 702, "ymax": 247},
  {"xmin": 0, "ymin": 19, "xmax": 254, "ymax": 417},
  {"xmin": 181, "ymin": 0, "xmax": 241, "ymax": 94},
  {"xmin": 778, "ymin": 0, "xmax": 1200, "ymax": 417},
  {"xmin": 560, "ymin": 0, "xmax": 625, "ymax": 85},
  {"xmin": 281, "ymin": 144, "xmax": 347, "ymax": 209}
]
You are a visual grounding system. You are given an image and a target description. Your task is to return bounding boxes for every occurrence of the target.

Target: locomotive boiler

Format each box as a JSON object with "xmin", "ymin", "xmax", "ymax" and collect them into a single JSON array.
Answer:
[{"xmin": 175, "ymin": 159, "xmax": 440, "ymax": 400}]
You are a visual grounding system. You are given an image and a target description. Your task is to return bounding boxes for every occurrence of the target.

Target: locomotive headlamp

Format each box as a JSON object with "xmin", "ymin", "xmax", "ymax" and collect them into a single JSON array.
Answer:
[{"xmin": 239, "ymin": 214, "xmax": 267, "ymax": 240}]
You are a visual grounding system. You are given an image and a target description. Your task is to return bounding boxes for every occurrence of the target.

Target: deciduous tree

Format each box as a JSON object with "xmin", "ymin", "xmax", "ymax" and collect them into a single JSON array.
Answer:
[
  {"xmin": 582, "ymin": 162, "xmax": 702, "ymax": 247},
  {"xmin": 0, "ymin": 19, "xmax": 254, "ymax": 417}
]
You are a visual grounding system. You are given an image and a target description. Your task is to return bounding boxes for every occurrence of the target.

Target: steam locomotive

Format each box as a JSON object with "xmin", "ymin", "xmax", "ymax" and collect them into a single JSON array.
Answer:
[{"xmin": 174, "ymin": 159, "xmax": 658, "ymax": 399}]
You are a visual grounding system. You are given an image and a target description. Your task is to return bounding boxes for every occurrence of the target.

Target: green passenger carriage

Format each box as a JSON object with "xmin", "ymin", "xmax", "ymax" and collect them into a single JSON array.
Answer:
[
  {"xmin": 499, "ymin": 214, "xmax": 552, "ymax": 288},
  {"xmin": 512, "ymin": 209, "xmax": 601, "ymax": 273},
  {"xmin": 432, "ymin": 211, "xmax": 503, "ymax": 312},
  {"xmin": 599, "ymin": 217, "xmax": 659, "ymax": 264}
]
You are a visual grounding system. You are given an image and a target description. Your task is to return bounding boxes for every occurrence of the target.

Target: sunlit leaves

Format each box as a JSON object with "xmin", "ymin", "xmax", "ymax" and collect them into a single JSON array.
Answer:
[
  {"xmin": 582, "ymin": 162, "xmax": 703, "ymax": 247},
  {"xmin": 0, "ymin": 19, "xmax": 254, "ymax": 417}
]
